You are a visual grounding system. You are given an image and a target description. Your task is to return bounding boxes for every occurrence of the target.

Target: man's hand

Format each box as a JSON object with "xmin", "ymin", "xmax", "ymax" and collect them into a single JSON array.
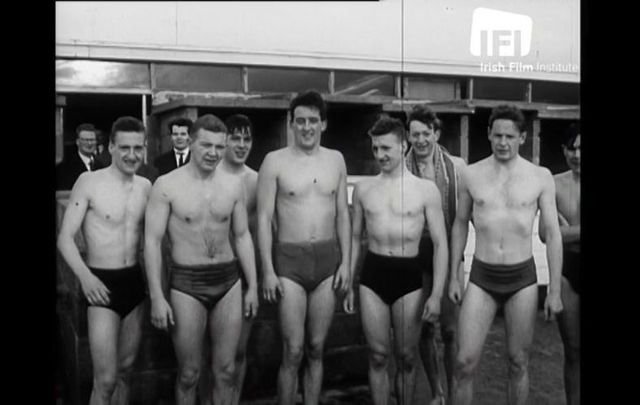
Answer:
[
  {"xmin": 342, "ymin": 287, "xmax": 356, "ymax": 314},
  {"xmin": 448, "ymin": 277, "xmax": 463, "ymax": 305},
  {"xmin": 422, "ymin": 295, "xmax": 441, "ymax": 323},
  {"xmin": 150, "ymin": 296, "xmax": 175, "ymax": 331},
  {"xmin": 332, "ymin": 263, "xmax": 350, "ymax": 293},
  {"xmin": 544, "ymin": 292, "xmax": 563, "ymax": 321},
  {"xmin": 80, "ymin": 273, "xmax": 111, "ymax": 306},
  {"xmin": 244, "ymin": 287, "xmax": 259, "ymax": 319},
  {"xmin": 262, "ymin": 272, "xmax": 283, "ymax": 303}
]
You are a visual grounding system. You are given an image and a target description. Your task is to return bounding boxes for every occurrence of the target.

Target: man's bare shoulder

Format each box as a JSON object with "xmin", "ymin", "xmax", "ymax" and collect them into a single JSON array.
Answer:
[
  {"xmin": 133, "ymin": 174, "xmax": 152, "ymax": 191},
  {"xmin": 261, "ymin": 148, "xmax": 288, "ymax": 171},
  {"xmin": 533, "ymin": 163, "xmax": 554, "ymax": 182},
  {"xmin": 320, "ymin": 146, "xmax": 346, "ymax": 161},
  {"xmin": 354, "ymin": 175, "xmax": 379, "ymax": 195},
  {"xmin": 553, "ymin": 170, "xmax": 572, "ymax": 184}
]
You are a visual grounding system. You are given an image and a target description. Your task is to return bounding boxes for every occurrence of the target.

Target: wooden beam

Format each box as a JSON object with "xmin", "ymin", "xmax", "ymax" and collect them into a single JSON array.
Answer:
[
  {"xmin": 328, "ymin": 70, "xmax": 335, "ymax": 94},
  {"xmin": 537, "ymin": 108, "xmax": 581, "ymax": 120},
  {"xmin": 324, "ymin": 94, "xmax": 397, "ymax": 105},
  {"xmin": 460, "ymin": 115, "xmax": 469, "ymax": 163},
  {"xmin": 395, "ymin": 75, "xmax": 402, "ymax": 99},
  {"xmin": 383, "ymin": 99, "xmax": 474, "ymax": 114},
  {"xmin": 467, "ymin": 78, "xmax": 474, "ymax": 100},
  {"xmin": 152, "ymin": 95, "xmax": 291, "ymax": 114},
  {"xmin": 532, "ymin": 118, "xmax": 541, "ymax": 165},
  {"xmin": 242, "ymin": 67, "xmax": 249, "ymax": 93},
  {"xmin": 525, "ymin": 82, "xmax": 533, "ymax": 103}
]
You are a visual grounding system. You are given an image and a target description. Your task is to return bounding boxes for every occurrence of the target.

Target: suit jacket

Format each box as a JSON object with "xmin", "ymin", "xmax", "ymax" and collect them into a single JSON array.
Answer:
[
  {"xmin": 153, "ymin": 150, "xmax": 190, "ymax": 176},
  {"xmin": 56, "ymin": 149, "xmax": 92, "ymax": 190}
]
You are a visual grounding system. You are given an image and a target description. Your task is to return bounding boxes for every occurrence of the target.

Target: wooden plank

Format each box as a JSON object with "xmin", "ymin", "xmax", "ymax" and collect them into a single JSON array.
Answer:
[
  {"xmin": 242, "ymin": 66, "xmax": 249, "ymax": 93},
  {"xmin": 324, "ymin": 94, "xmax": 397, "ymax": 105},
  {"xmin": 537, "ymin": 108, "xmax": 581, "ymax": 120},
  {"xmin": 460, "ymin": 115, "xmax": 469, "ymax": 163},
  {"xmin": 152, "ymin": 95, "xmax": 291, "ymax": 114},
  {"xmin": 532, "ymin": 117, "xmax": 541, "ymax": 165},
  {"xmin": 525, "ymin": 81, "xmax": 533, "ymax": 103},
  {"xmin": 329, "ymin": 70, "xmax": 335, "ymax": 94},
  {"xmin": 383, "ymin": 99, "xmax": 474, "ymax": 114},
  {"xmin": 467, "ymin": 78, "xmax": 474, "ymax": 100}
]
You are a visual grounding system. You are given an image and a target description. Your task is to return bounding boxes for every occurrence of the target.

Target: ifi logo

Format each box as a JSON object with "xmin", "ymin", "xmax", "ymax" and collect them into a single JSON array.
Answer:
[{"xmin": 470, "ymin": 8, "xmax": 532, "ymax": 57}]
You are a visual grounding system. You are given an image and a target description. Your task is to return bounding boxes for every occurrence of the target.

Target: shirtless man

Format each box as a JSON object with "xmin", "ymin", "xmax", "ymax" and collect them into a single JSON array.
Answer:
[
  {"xmin": 405, "ymin": 105, "xmax": 466, "ymax": 405},
  {"xmin": 144, "ymin": 114, "xmax": 259, "ymax": 405},
  {"xmin": 539, "ymin": 123, "xmax": 580, "ymax": 405},
  {"xmin": 448, "ymin": 105, "xmax": 563, "ymax": 405},
  {"xmin": 57, "ymin": 116, "xmax": 151, "ymax": 405},
  {"xmin": 349, "ymin": 116, "xmax": 448, "ymax": 405},
  {"xmin": 257, "ymin": 90, "xmax": 351, "ymax": 405}
]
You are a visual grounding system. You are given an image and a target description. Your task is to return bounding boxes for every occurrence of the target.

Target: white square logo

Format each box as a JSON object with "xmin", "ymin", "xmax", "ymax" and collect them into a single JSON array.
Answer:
[{"xmin": 470, "ymin": 8, "xmax": 532, "ymax": 57}]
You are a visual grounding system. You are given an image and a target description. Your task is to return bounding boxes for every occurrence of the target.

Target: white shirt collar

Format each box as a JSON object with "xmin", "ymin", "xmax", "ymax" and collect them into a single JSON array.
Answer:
[
  {"xmin": 78, "ymin": 150, "xmax": 93, "ymax": 169},
  {"xmin": 174, "ymin": 148, "xmax": 188, "ymax": 165}
]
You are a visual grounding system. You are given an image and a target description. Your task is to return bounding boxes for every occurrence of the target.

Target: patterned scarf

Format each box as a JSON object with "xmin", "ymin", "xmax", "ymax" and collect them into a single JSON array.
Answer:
[{"xmin": 405, "ymin": 143, "xmax": 458, "ymax": 238}]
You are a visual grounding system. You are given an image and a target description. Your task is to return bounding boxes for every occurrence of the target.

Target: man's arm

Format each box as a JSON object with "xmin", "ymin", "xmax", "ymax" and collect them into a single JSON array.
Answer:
[
  {"xmin": 57, "ymin": 173, "xmax": 110, "ymax": 305},
  {"xmin": 231, "ymin": 183, "xmax": 259, "ymax": 318},
  {"xmin": 257, "ymin": 152, "xmax": 282, "ymax": 302},
  {"xmin": 449, "ymin": 168, "xmax": 473, "ymax": 303},
  {"xmin": 144, "ymin": 177, "xmax": 174, "ymax": 330},
  {"xmin": 538, "ymin": 169, "xmax": 564, "ymax": 319},
  {"xmin": 422, "ymin": 182, "xmax": 448, "ymax": 321},
  {"xmin": 333, "ymin": 153, "xmax": 352, "ymax": 293}
]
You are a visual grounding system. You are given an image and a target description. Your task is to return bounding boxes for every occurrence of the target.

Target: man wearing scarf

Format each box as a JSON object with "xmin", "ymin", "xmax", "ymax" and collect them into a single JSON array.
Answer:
[{"xmin": 405, "ymin": 105, "xmax": 466, "ymax": 405}]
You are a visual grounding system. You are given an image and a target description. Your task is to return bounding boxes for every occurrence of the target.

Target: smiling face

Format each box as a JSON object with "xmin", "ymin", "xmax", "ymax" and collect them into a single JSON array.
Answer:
[
  {"xmin": 190, "ymin": 128, "xmax": 226, "ymax": 172},
  {"xmin": 170, "ymin": 124, "xmax": 190, "ymax": 151},
  {"xmin": 408, "ymin": 120, "xmax": 440, "ymax": 159},
  {"xmin": 488, "ymin": 119, "xmax": 526, "ymax": 162},
  {"xmin": 291, "ymin": 106, "xmax": 326, "ymax": 151},
  {"xmin": 563, "ymin": 134, "xmax": 580, "ymax": 174},
  {"xmin": 371, "ymin": 133, "xmax": 405, "ymax": 173},
  {"xmin": 76, "ymin": 130, "xmax": 97, "ymax": 157},
  {"xmin": 109, "ymin": 131, "xmax": 145, "ymax": 175},
  {"xmin": 225, "ymin": 128, "xmax": 253, "ymax": 165}
]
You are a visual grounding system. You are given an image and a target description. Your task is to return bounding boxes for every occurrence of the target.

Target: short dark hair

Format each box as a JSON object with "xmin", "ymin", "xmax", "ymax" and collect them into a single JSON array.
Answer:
[
  {"xmin": 75, "ymin": 123, "xmax": 97, "ymax": 138},
  {"xmin": 563, "ymin": 123, "xmax": 580, "ymax": 148},
  {"xmin": 225, "ymin": 114, "xmax": 253, "ymax": 137},
  {"xmin": 368, "ymin": 114, "xmax": 406, "ymax": 142},
  {"xmin": 406, "ymin": 105, "xmax": 441, "ymax": 132},
  {"xmin": 168, "ymin": 117, "xmax": 193, "ymax": 133},
  {"xmin": 488, "ymin": 104, "xmax": 526, "ymax": 133},
  {"xmin": 110, "ymin": 116, "xmax": 145, "ymax": 143},
  {"xmin": 289, "ymin": 90, "xmax": 327, "ymax": 122},
  {"xmin": 191, "ymin": 114, "xmax": 227, "ymax": 139}
]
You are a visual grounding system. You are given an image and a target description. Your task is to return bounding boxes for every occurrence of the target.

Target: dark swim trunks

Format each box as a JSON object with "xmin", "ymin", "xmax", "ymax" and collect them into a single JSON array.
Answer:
[
  {"xmin": 274, "ymin": 239, "xmax": 340, "ymax": 292},
  {"xmin": 170, "ymin": 260, "xmax": 240, "ymax": 311},
  {"xmin": 360, "ymin": 251, "xmax": 426, "ymax": 306},
  {"xmin": 87, "ymin": 263, "xmax": 147, "ymax": 319},
  {"xmin": 469, "ymin": 256, "xmax": 537, "ymax": 304},
  {"xmin": 562, "ymin": 249, "xmax": 580, "ymax": 295}
]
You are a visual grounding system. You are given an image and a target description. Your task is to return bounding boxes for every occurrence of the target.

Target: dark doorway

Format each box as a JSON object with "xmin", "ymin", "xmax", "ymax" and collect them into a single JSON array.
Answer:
[{"xmin": 540, "ymin": 119, "xmax": 579, "ymax": 174}]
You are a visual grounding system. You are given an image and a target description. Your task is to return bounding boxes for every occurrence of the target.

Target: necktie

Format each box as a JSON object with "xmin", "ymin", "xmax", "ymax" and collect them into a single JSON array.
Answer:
[
  {"xmin": 178, "ymin": 153, "xmax": 184, "ymax": 167},
  {"xmin": 89, "ymin": 156, "xmax": 94, "ymax": 171}
]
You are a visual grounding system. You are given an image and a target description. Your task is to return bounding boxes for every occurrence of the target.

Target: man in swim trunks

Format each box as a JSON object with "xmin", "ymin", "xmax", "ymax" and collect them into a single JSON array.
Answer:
[
  {"xmin": 257, "ymin": 90, "xmax": 351, "ymax": 405},
  {"xmin": 57, "ymin": 116, "xmax": 151, "ymax": 405},
  {"xmin": 144, "ymin": 114, "xmax": 259, "ymax": 405},
  {"xmin": 349, "ymin": 115, "xmax": 448, "ymax": 405},
  {"xmin": 405, "ymin": 105, "xmax": 466, "ymax": 405},
  {"xmin": 539, "ymin": 123, "xmax": 580, "ymax": 405},
  {"xmin": 447, "ymin": 105, "xmax": 563, "ymax": 405}
]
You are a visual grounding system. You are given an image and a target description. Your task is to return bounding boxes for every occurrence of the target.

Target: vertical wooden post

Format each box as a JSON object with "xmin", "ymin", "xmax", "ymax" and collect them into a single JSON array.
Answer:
[
  {"xmin": 525, "ymin": 81, "xmax": 533, "ymax": 103},
  {"xmin": 285, "ymin": 111, "xmax": 293, "ymax": 147},
  {"xmin": 467, "ymin": 78, "xmax": 474, "ymax": 100},
  {"xmin": 532, "ymin": 117, "xmax": 541, "ymax": 165},
  {"xmin": 395, "ymin": 75, "xmax": 402, "ymax": 99},
  {"xmin": 329, "ymin": 70, "xmax": 335, "ymax": 94},
  {"xmin": 243, "ymin": 67, "xmax": 249, "ymax": 93},
  {"xmin": 460, "ymin": 115, "xmax": 469, "ymax": 163},
  {"xmin": 141, "ymin": 95, "xmax": 148, "ymax": 163}
]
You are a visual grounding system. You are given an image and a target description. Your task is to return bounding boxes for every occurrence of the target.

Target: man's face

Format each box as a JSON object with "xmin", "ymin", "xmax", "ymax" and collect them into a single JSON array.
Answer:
[
  {"xmin": 170, "ymin": 125, "xmax": 190, "ymax": 151},
  {"xmin": 563, "ymin": 134, "xmax": 580, "ymax": 174},
  {"xmin": 408, "ymin": 120, "xmax": 440, "ymax": 159},
  {"xmin": 76, "ymin": 130, "xmax": 97, "ymax": 157},
  {"xmin": 488, "ymin": 119, "xmax": 525, "ymax": 162},
  {"xmin": 190, "ymin": 129, "xmax": 226, "ymax": 172},
  {"xmin": 109, "ymin": 131, "xmax": 145, "ymax": 175},
  {"xmin": 371, "ymin": 133, "xmax": 405, "ymax": 173},
  {"xmin": 291, "ymin": 106, "xmax": 326, "ymax": 150},
  {"xmin": 225, "ymin": 128, "xmax": 253, "ymax": 165}
]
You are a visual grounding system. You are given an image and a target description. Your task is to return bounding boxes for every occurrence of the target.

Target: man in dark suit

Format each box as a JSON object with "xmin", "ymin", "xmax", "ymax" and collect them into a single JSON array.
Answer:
[
  {"xmin": 153, "ymin": 117, "xmax": 193, "ymax": 176},
  {"xmin": 56, "ymin": 123, "xmax": 99, "ymax": 190}
]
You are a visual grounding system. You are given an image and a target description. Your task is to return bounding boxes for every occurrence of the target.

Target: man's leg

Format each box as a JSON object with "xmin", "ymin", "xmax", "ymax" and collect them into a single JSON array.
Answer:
[
  {"xmin": 232, "ymin": 316, "xmax": 254, "ymax": 405},
  {"xmin": 87, "ymin": 307, "xmax": 121, "ymax": 405},
  {"xmin": 303, "ymin": 277, "xmax": 336, "ymax": 405},
  {"xmin": 391, "ymin": 289, "xmax": 425, "ymax": 405},
  {"xmin": 170, "ymin": 290, "xmax": 208, "ymax": 405},
  {"xmin": 359, "ymin": 286, "xmax": 392, "ymax": 405},
  {"xmin": 111, "ymin": 302, "xmax": 146, "ymax": 405},
  {"xmin": 451, "ymin": 284, "xmax": 498, "ymax": 405},
  {"xmin": 277, "ymin": 278, "xmax": 308, "ymax": 405},
  {"xmin": 557, "ymin": 277, "xmax": 580, "ymax": 405},
  {"xmin": 503, "ymin": 284, "xmax": 538, "ymax": 405},
  {"xmin": 209, "ymin": 281, "xmax": 243, "ymax": 405}
]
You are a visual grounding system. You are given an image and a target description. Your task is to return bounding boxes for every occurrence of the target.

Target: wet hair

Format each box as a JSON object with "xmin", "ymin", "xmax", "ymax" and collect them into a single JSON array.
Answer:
[
  {"xmin": 225, "ymin": 114, "xmax": 253, "ymax": 137},
  {"xmin": 190, "ymin": 114, "xmax": 227, "ymax": 139},
  {"xmin": 289, "ymin": 90, "xmax": 327, "ymax": 122},
  {"xmin": 406, "ymin": 105, "xmax": 442, "ymax": 132},
  {"xmin": 75, "ymin": 123, "xmax": 97, "ymax": 138},
  {"xmin": 167, "ymin": 117, "xmax": 193, "ymax": 133},
  {"xmin": 563, "ymin": 123, "xmax": 580, "ymax": 149},
  {"xmin": 488, "ymin": 104, "xmax": 526, "ymax": 133},
  {"xmin": 110, "ymin": 116, "xmax": 145, "ymax": 143},
  {"xmin": 368, "ymin": 114, "xmax": 406, "ymax": 142}
]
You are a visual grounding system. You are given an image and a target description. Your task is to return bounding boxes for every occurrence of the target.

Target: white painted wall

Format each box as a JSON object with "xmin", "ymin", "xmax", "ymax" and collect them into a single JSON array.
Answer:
[{"xmin": 56, "ymin": 0, "xmax": 579, "ymax": 82}]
